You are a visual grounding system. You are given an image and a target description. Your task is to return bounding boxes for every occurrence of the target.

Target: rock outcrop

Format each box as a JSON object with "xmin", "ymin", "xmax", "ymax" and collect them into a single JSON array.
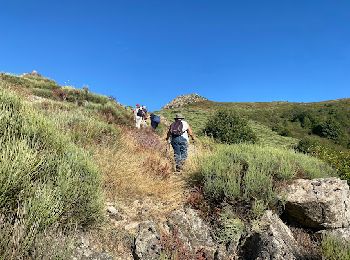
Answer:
[
  {"xmin": 165, "ymin": 207, "xmax": 227, "ymax": 259},
  {"xmin": 163, "ymin": 94, "xmax": 208, "ymax": 109},
  {"xmin": 242, "ymin": 211, "xmax": 302, "ymax": 260},
  {"xmin": 133, "ymin": 221, "xmax": 162, "ymax": 260},
  {"xmin": 133, "ymin": 207, "xmax": 229, "ymax": 260},
  {"xmin": 284, "ymin": 178, "xmax": 350, "ymax": 229}
]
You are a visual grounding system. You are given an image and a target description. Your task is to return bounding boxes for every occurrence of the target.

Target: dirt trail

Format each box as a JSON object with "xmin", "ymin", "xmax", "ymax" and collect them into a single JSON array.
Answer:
[{"xmin": 81, "ymin": 127, "xmax": 200, "ymax": 259}]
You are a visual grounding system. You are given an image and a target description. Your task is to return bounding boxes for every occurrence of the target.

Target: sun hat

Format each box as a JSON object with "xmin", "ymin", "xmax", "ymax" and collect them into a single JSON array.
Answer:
[{"xmin": 174, "ymin": 114, "xmax": 185, "ymax": 119}]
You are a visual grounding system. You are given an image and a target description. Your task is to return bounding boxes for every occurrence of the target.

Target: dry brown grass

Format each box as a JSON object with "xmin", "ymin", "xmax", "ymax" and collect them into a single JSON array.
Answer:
[{"xmin": 94, "ymin": 128, "xmax": 187, "ymax": 220}]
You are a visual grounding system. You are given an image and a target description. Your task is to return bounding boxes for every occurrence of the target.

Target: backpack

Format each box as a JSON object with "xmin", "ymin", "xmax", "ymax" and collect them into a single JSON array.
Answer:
[
  {"xmin": 152, "ymin": 115, "xmax": 160, "ymax": 124},
  {"xmin": 137, "ymin": 109, "xmax": 144, "ymax": 117},
  {"xmin": 170, "ymin": 120, "xmax": 184, "ymax": 136},
  {"xmin": 142, "ymin": 108, "xmax": 148, "ymax": 119}
]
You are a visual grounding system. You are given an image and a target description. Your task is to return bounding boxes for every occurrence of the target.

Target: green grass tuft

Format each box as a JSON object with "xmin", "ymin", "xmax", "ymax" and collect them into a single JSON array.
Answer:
[{"xmin": 0, "ymin": 89, "xmax": 104, "ymax": 257}]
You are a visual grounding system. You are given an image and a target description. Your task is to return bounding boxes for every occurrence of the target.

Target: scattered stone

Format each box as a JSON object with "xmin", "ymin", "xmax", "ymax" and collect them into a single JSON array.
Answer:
[
  {"xmin": 106, "ymin": 206, "xmax": 123, "ymax": 221},
  {"xmin": 242, "ymin": 211, "xmax": 302, "ymax": 260},
  {"xmin": 74, "ymin": 237, "xmax": 114, "ymax": 260},
  {"xmin": 284, "ymin": 178, "xmax": 350, "ymax": 229},
  {"xmin": 133, "ymin": 221, "xmax": 162, "ymax": 260},
  {"xmin": 124, "ymin": 222, "xmax": 141, "ymax": 232}
]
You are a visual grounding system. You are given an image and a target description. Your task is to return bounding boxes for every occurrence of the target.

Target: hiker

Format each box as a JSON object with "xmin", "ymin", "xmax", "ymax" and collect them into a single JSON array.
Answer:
[
  {"xmin": 134, "ymin": 104, "xmax": 143, "ymax": 129},
  {"xmin": 166, "ymin": 114, "xmax": 195, "ymax": 172},
  {"xmin": 141, "ymin": 105, "xmax": 148, "ymax": 128},
  {"xmin": 150, "ymin": 113, "xmax": 161, "ymax": 130}
]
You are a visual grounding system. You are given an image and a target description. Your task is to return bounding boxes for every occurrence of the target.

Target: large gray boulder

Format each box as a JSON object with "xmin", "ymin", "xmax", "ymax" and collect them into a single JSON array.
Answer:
[
  {"xmin": 165, "ymin": 207, "xmax": 229, "ymax": 259},
  {"xmin": 284, "ymin": 178, "xmax": 350, "ymax": 229},
  {"xmin": 133, "ymin": 208, "xmax": 231, "ymax": 260},
  {"xmin": 133, "ymin": 221, "xmax": 162, "ymax": 260},
  {"xmin": 242, "ymin": 211, "xmax": 302, "ymax": 260}
]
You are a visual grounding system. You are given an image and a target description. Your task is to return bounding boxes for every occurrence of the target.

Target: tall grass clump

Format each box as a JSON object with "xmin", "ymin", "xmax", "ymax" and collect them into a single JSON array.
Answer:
[
  {"xmin": 198, "ymin": 144, "xmax": 335, "ymax": 207},
  {"xmin": 204, "ymin": 109, "xmax": 257, "ymax": 144},
  {"xmin": 321, "ymin": 235, "xmax": 350, "ymax": 260},
  {"xmin": 0, "ymin": 89, "xmax": 103, "ymax": 257}
]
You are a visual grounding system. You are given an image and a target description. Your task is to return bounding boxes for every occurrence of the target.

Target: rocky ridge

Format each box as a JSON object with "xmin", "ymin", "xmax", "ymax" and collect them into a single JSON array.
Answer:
[{"xmin": 163, "ymin": 93, "xmax": 208, "ymax": 109}]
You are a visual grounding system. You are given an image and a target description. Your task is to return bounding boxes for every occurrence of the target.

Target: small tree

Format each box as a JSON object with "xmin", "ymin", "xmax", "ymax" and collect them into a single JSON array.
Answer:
[
  {"xmin": 312, "ymin": 119, "xmax": 343, "ymax": 142},
  {"xmin": 204, "ymin": 110, "xmax": 257, "ymax": 144}
]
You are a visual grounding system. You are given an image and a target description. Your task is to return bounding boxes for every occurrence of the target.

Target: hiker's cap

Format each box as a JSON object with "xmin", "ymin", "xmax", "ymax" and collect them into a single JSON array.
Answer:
[
  {"xmin": 174, "ymin": 114, "xmax": 185, "ymax": 119},
  {"xmin": 136, "ymin": 104, "xmax": 140, "ymax": 107}
]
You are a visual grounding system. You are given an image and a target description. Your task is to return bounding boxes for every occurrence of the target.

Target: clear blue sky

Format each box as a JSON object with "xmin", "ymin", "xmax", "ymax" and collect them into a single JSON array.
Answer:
[{"xmin": 1, "ymin": 1, "xmax": 349, "ymax": 110}]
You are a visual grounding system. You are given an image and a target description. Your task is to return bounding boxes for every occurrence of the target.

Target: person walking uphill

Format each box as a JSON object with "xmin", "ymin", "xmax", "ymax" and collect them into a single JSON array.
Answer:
[
  {"xmin": 166, "ymin": 114, "xmax": 195, "ymax": 172},
  {"xmin": 133, "ymin": 104, "xmax": 143, "ymax": 129},
  {"xmin": 150, "ymin": 113, "xmax": 161, "ymax": 130}
]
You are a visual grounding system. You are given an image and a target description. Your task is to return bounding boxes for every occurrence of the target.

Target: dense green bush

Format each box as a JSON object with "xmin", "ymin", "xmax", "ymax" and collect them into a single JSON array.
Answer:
[
  {"xmin": 312, "ymin": 119, "xmax": 344, "ymax": 142},
  {"xmin": 204, "ymin": 110, "xmax": 257, "ymax": 144},
  {"xmin": 0, "ymin": 89, "xmax": 103, "ymax": 257},
  {"xmin": 199, "ymin": 144, "xmax": 335, "ymax": 207},
  {"xmin": 296, "ymin": 138, "xmax": 350, "ymax": 182},
  {"xmin": 272, "ymin": 124, "xmax": 292, "ymax": 137}
]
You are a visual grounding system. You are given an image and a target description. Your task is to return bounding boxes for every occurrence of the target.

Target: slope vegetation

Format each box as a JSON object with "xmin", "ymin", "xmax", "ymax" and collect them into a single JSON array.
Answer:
[{"xmin": 0, "ymin": 72, "xmax": 186, "ymax": 258}]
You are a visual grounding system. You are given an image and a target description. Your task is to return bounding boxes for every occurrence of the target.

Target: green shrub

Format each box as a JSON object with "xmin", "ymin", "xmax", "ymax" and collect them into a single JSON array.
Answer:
[
  {"xmin": 312, "ymin": 119, "xmax": 344, "ymax": 142},
  {"xmin": 204, "ymin": 110, "xmax": 257, "ymax": 144},
  {"xmin": 322, "ymin": 235, "xmax": 350, "ymax": 260},
  {"xmin": 86, "ymin": 92, "xmax": 110, "ymax": 105},
  {"xmin": 296, "ymin": 138, "xmax": 350, "ymax": 182},
  {"xmin": 272, "ymin": 124, "xmax": 292, "ymax": 137},
  {"xmin": 98, "ymin": 102, "xmax": 133, "ymax": 126},
  {"xmin": 0, "ymin": 89, "xmax": 103, "ymax": 257},
  {"xmin": 32, "ymin": 88, "xmax": 54, "ymax": 99},
  {"xmin": 47, "ymin": 110, "xmax": 121, "ymax": 147},
  {"xmin": 215, "ymin": 209, "xmax": 245, "ymax": 245},
  {"xmin": 199, "ymin": 144, "xmax": 335, "ymax": 207}
]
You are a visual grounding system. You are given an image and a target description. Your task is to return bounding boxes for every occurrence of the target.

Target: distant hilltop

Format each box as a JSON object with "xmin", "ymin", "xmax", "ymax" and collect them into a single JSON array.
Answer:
[{"xmin": 163, "ymin": 93, "xmax": 208, "ymax": 109}]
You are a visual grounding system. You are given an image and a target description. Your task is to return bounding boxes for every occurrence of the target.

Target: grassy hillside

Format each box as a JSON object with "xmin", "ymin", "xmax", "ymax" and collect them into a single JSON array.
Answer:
[
  {"xmin": 161, "ymin": 98, "xmax": 350, "ymax": 149},
  {"xmin": 161, "ymin": 95, "xmax": 350, "ymax": 182},
  {"xmin": 0, "ymin": 72, "xmax": 180, "ymax": 258},
  {"xmin": 0, "ymin": 73, "xmax": 347, "ymax": 258}
]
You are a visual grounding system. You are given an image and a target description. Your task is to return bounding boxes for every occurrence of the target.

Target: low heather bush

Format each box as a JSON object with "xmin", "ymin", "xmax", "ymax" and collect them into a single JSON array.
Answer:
[{"xmin": 198, "ymin": 144, "xmax": 335, "ymax": 207}]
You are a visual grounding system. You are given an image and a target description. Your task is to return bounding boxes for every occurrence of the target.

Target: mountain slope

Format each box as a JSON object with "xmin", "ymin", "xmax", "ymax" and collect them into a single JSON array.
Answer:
[
  {"xmin": 161, "ymin": 95, "xmax": 350, "ymax": 149},
  {"xmin": 0, "ymin": 72, "xmax": 185, "ymax": 259}
]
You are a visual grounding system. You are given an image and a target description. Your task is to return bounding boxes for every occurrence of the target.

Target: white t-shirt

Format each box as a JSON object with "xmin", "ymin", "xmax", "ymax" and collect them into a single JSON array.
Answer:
[
  {"xmin": 172, "ymin": 120, "xmax": 189, "ymax": 142},
  {"xmin": 134, "ymin": 107, "xmax": 141, "ymax": 118},
  {"xmin": 181, "ymin": 120, "xmax": 189, "ymax": 141}
]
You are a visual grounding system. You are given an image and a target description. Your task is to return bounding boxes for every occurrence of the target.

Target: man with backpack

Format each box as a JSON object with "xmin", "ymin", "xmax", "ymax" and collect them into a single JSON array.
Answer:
[
  {"xmin": 140, "ymin": 105, "xmax": 148, "ymax": 127},
  {"xmin": 166, "ymin": 114, "xmax": 195, "ymax": 172},
  {"xmin": 150, "ymin": 113, "xmax": 161, "ymax": 130},
  {"xmin": 134, "ymin": 104, "xmax": 143, "ymax": 129}
]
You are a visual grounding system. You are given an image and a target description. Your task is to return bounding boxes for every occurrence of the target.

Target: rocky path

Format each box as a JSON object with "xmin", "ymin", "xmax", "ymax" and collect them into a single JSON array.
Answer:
[{"xmin": 73, "ymin": 142, "xmax": 198, "ymax": 259}]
